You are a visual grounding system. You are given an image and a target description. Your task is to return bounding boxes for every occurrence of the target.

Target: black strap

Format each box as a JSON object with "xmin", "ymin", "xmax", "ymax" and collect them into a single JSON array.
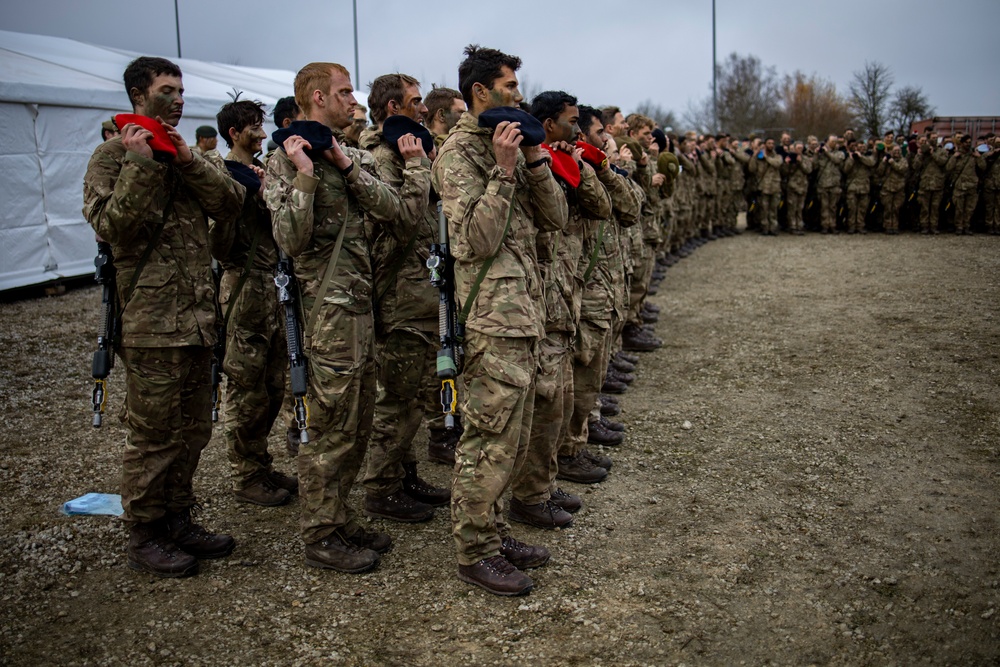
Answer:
[{"xmin": 122, "ymin": 184, "xmax": 177, "ymax": 306}]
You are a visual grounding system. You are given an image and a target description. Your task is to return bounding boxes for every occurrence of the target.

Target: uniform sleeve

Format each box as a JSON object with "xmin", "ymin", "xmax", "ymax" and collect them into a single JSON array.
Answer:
[
  {"xmin": 598, "ymin": 167, "xmax": 641, "ymax": 228},
  {"xmin": 373, "ymin": 149, "xmax": 432, "ymax": 244},
  {"xmin": 575, "ymin": 162, "xmax": 613, "ymax": 220},
  {"xmin": 83, "ymin": 146, "xmax": 168, "ymax": 246},
  {"xmin": 264, "ymin": 149, "xmax": 318, "ymax": 257},
  {"xmin": 179, "ymin": 152, "xmax": 244, "ymax": 255},
  {"xmin": 345, "ymin": 148, "xmax": 402, "ymax": 223},
  {"xmin": 526, "ymin": 164, "xmax": 569, "ymax": 232}
]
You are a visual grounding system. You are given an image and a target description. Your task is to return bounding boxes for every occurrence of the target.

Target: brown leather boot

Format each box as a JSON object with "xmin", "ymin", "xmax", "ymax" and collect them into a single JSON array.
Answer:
[
  {"xmin": 549, "ymin": 487, "xmax": 582, "ymax": 513},
  {"xmin": 401, "ymin": 462, "xmax": 450, "ymax": 506},
  {"xmin": 427, "ymin": 429, "xmax": 459, "ymax": 465},
  {"xmin": 364, "ymin": 490, "xmax": 435, "ymax": 523},
  {"xmin": 344, "ymin": 525, "xmax": 393, "ymax": 554},
  {"xmin": 234, "ymin": 477, "xmax": 291, "ymax": 507},
  {"xmin": 500, "ymin": 536, "xmax": 550, "ymax": 569},
  {"xmin": 285, "ymin": 427, "xmax": 301, "ymax": 457},
  {"xmin": 587, "ymin": 419, "xmax": 624, "ymax": 446},
  {"xmin": 458, "ymin": 555, "xmax": 533, "ymax": 596},
  {"xmin": 267, "ymin": 469, "xmax": 299, "ymax": 494},
  {"xmin": 127, "ymin": 520, "xmax": 198, "ymax": 578},
  {"xmin": 305, "ymin": 530, "xmax": 380, "ymax": 573},
  {"xmin": 508, "ymin": 497, "xmax": 574, "ymax": 529},
  {"xmin": 580, "ymin": 447, "xmax": 613, "ymax": 471},
  {"xmin": 556, "ymin": 453, "xmax": 608, "ymax": 484},
  {"xmin": 166, "ymin": 507, "xmax": 236, "ymax": 559}
]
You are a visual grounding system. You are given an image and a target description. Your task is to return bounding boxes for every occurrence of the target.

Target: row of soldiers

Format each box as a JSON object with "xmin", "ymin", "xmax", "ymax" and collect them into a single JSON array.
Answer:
[{"xmin": 83, "ymin": 47, "xmax": 732, "ymax": 599}]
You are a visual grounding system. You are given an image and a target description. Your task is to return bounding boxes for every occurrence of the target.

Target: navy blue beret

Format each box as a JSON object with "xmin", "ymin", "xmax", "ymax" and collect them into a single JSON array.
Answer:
[
  {"xmin": 271, "ymin": 120, "xmax": 333, "ymax": 157},
  {"xmin": 477, "ymin": 107, "xmax": 545, "ymax": 147},
  {"xmin": 224, "ymin": 160, "xmax": 261, "ymax": 196},
  {"xmin": 382, "ymin": 115, "xmax": 435, "ymax": 156}
]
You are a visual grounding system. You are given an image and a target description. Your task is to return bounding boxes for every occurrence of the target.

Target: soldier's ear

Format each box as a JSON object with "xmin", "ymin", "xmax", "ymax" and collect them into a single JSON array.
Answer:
[
  {"xmin": 472, "ymin": 82, "xmax": 488, "ymax": 103},
  {"xmin": 129, "ymin": 87, "xmax": 145, "ymax": 111}
]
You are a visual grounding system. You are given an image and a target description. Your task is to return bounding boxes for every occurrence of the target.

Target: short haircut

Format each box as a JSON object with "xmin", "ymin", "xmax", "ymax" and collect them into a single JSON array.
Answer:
[
  {"xmin": 626, "ymin": 113, "xmax": 655, "ymax": 134},
  {"xmin": 273, "ymin": 96, "xmax": 300, "ymax": 128},
  {"xmin": 529, "ymin": 90, "xmax": 577, "ymax": 123},
  {"xmin": 368, "ymin": 73, "xmax": 419, "ymax": 124},
  {"xmin": 577, "ymin": 105, "xmax": 603, "ymax": 136},
  {"xmin": 294, "ymin": 62, "xmax": 351, "ymax": 114},
  {"xmin": 217, "ymin": 98, "xmax": 266, "ymax": 148},
  {"xmin": 425, "ymin": 86, "xmax": 462, "ymax": 122},
  {"xmin": 457, "ymin": 44, "xmax": 522, "ymax": 107},
  {"xmin": 600, "ymin": 106, "xmax": 621, "ymax": 127},
  {"xmin": 123, "ymin": 56, "xmax": 182, "ymax": 108}
]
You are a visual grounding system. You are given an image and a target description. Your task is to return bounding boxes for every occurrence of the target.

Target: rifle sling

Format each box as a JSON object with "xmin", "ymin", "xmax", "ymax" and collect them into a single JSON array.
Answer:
[
  {"xmin": 305, "ymin": 218, "xmax": 349, "ymax": 340},
  {"xmin": 458, "ymin": 195, "xmax": 514, "ymax": 325}
]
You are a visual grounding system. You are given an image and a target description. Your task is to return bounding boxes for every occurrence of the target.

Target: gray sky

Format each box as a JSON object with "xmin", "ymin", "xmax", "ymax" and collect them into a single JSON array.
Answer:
[{"xmin": 3, "ymin": 0, "xmax": 998, "ymax": 122}]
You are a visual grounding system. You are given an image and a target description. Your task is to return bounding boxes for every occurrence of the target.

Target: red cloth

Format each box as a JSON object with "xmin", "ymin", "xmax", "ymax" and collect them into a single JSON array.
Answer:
[
  {"xmin": 113, "ymin": 114, "xmax": 178, "ymax": 159},
  {"xmin": 541, "ymin": 143, "xmax": 581, "ymax": 188},
  {"xmin": 575, "ymin": 141, "xmax": 608, "ymax": 171}
]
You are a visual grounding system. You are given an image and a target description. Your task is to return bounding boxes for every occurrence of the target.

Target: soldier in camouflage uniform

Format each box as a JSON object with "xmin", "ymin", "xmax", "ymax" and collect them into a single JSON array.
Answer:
[
  {"xmin": 781, "ymin": 141, "xmax": 812, "ymax": 235},
  {"xmin": 981, "ymin": 135, "xmax": 1000, "ymax": 235},
  {"xmin": 843, "ymin": 140, "xmax": 877, "ymax": 234},
  {"xmin": 814, "ymin": 135, "xmax": 846, "ymax": 233},
  {"xmin": 912, "ymin": 133, "xmax": 949, "ymax": 234},
  {"xmin": 945, "ymin": 135, "xmax": 987, "ymax": 234},
  {"xmin": 265, "ymin": 62, "xmax": 412, "ymax": 574},
  {"xmin": 432, "ymin": 45, "xmax": 568, "ymax": 596},
  {"xmin": 875, "ymin": 145, "xmax": 908, "ymax": 234},
  {"xmin": 83, "ymin": 56, "xmax": 243, "ymax": 577},
  {"xmin": 359, "ymin": 73, "xmax": 450, "ymax": 523},
  {"xmin": 749, "ymin": 138, "xmax": 783, "ymax": 235},
  {"xmin": 214, "ymin": 98, "xmax": 300, "ymax": 507},
  {"xmin": 424, "ymin": 86, "xmax": 466, "ymax": 149},
  {"xmin": 507, "ymin": 92, "xmax": 611, "ymax": 529}
]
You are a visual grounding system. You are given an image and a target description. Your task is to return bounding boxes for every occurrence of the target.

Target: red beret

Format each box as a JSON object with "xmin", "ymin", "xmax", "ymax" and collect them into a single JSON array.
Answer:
[
  {"xmin": 542, "ymin": 143, "xmax": 581, "ymax": 189},
  {"xmin": 114, "ymin": 114, "xmax": 177, "ymax": 160},
  {"xmin": 575, "ymin": 141, "xmax": 608, "ymax": 170}
]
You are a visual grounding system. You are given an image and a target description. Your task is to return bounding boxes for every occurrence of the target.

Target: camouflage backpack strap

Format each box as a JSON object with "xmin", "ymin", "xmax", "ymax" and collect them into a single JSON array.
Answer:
[
  {"xmin": 581, "ymin": 220, "xmax": 606, "ymax": 286},
  {"xmin": 305, "ymin": 219, "xmax": 348, "ymax": 339},
  {"xmin": 457, "ymin": 197, "xmax": 514, "ymax": 325},
  {"xmin": 122, "ymin": 181, "xmax": 178, "ymax": 306}
]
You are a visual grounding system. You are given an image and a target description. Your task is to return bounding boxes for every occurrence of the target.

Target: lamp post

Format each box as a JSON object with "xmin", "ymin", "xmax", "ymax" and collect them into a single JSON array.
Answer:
[
  {"xmin": 174, "ymin": 0, "xmax": 182, "ymax": 58},
  {"xmin": 712, "ymin": 0, "xmax": 717, "ymax": 132},
  {"xmin": 353, "ymin": 0, "xmax": 360, "ymax": 85}
]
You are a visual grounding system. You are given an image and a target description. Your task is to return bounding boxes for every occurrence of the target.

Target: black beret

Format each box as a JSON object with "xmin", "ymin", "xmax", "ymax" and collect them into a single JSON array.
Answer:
[
  {"xmin": 195, "ymin": 125, "xmax": 217, "ymax": 138},
  {"xmin": 477, "ymin": 107, "xmax": 545, "ymax": 147},
  {"xmin": 382, "ymin": 115, "xmax": 435, "ymax": 156},
  {"xmin": 224, "ymin": 160, "xmax": 261, "ymax": 196},
  {"xmin": 651, "ymin": 128, "xmax": 667, "ymax": 152},
  {"xmin": 272, "ymin": 120, "xmax": 334, "ymax": 157}
]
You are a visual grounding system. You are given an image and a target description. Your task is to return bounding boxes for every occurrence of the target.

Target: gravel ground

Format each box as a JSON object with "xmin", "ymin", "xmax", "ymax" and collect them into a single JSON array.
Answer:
[{"xmin": 1, "ymin": 231, "xmax": 998, "ymax": 666}]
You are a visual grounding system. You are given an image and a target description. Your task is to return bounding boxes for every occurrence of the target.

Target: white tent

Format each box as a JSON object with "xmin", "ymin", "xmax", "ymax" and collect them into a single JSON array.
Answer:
[{"xmin": 0, "ymin": 29, "xmax": 296, "ymax": 291}]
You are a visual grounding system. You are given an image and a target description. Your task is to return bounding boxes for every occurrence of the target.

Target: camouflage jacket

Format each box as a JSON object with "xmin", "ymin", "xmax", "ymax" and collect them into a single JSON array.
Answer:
[
  {"xmin": 264, "ymin": 129, "xmax": 401, "ymax": 337},
  {"xmin": 844, "ymin": 152, "xmax": 877, "ymax": 194},
  {"xmin": 983, "ymin": 150, "xmax": 1000, "ymax": 191},
  {"xmin": 537, "ymin": 161, "xmax": 611, "ymax": 333},
  {"xmin": 913, "ymin": 146, "xmax": 949, "ymax": 192},
  {"xmin": 782, "ymin": 155, "xmax": 813, "ymax": 195},
  {"xmin": 750, "ymin": 151, "xmax": 783, "ymax": 195},
  {"xmin": 431, "ymin": 112, "xmax": 568, "ymax": 339},
  {"xmin": 697, "ymin": 151, "xmax": 717, "ymax": 196},
  {"xmin": 83, "ymin": 137, "xmax": 243, "ymax": 348},
  {"xmin": 674, "ymin": 150, "xmax": 698, "ymax": 212},
  {"xmin": 814, "ymin": 149, "xmax": 846, "ymax": 190},
  {"xmin": 360, "ymin": 128, "xmax": 437, "ymax": 335},
  {"xmin": 875, "ymin": 156, "xmax": 909, "ymax": 193},
  {"xmin": 214, "ymin": 153, "xmax": 278, "ymax": 274},
  {"xmin": 632, "ymin": 161, "xmax": 661, "ymax": 244},
  {"xmin": 946, "ymin": 150, "xmax": 986, "ymax": 193},
  {"xmin": 581, "ymin": 166, "xmax": 641, "ymax": 324}
]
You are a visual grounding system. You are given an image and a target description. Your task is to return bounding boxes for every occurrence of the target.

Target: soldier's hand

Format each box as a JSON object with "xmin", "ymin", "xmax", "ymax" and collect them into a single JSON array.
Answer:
[
  {"xmin": 250, "ymin": 165, "xmax": 267, "ymax": 194},
  {"xmin": 652, "ymin": 173, "xmax": 666, "ymax": 187},
  {"xmin": 326, "ymin": 136, "xmax": 354, "ymax": 172},
  {"xmin": 283, "ymin": 136, "xmax": 314, "ymax": 177},
  {"xmin": 120, "ymin": 123, "xmax": 154, "ymax": 159},
  {"xmin": 549, "ymin": 140, "xmax": 575, "ymax": 154},
  {"xmin": 493, "ymin": 121, "xmax": 523, "ymax": 178},
  {"xmin": 619, "ymin": 145, "xmax": 633, "ymax": 163},
  {"xmin": 158, "ymin": 118, "xmax": 193, "ymax": 164},
  {"xmin": 397, "ymin": 133, "xmax": 426, "ymax": 160}
]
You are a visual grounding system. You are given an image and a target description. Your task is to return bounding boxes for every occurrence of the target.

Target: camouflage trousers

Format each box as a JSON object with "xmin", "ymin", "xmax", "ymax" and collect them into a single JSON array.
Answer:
[
  {"xmin": 882, "ymin": 190, "xmax": 904, "ymax": 232},
  {"xmin": 985, "ymin": 189, "xmax": 1000, "ymax": 232},
  {"xmin": 299, "ymin": 306, "xmax": 376, "ymax": 545},
  {"xmin": 452, "ymin": 334, "xmax": 536, "ymax": 566},
  {"xmin": 758, "ymin": 193, "xmax": 780, "ymax": 234},
  {"xmin": 511, "ymin": 332, "xmax": 573, "ymax": 505},
  {"xmin": 119, "ymin": 346, "xmax": 213, "ymax": 524},
  {"xmin": 627, "ymin": 242, "xmax": 655, "ymax": 327},
  {"xmin": 363, "ymin": 328, "xmax": 438, "ymax": 496},
  {"xmin": 918, "ymin": 189, "xmax": 943, "ymax": 232},
  {"xmin": 845, "ymin": 192, "xmax": 869, "ymax": 233},
  {"xmin": 952, "ymin": 191, "xmax": 979, "ymax": 232},
  {"xmin": 221, "ymin": 270, "xmax": 287, "ymax": 490},
  {"xmin": 561, "ymin": 319, "xmax": 613, "ymax": 459},
  {"xmin": 818, "ymin": 188, "xmax": 840, "ymax": 232},
  {"xmin": 785, "ymin": 192, "xmax": 806, "ymax": 231}
]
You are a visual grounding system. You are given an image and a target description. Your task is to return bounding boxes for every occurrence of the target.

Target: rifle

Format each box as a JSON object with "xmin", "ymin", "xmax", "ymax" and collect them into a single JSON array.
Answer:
[
  {"xmin": 210, "ymin": 260, "xmax": 224, "ymax": 422},
  {"xmin": 426, "ymin": 202, "xmax": 463, "ymax": 431},
  {"xmin": 275, "ymin": 251, "xmax": 309, "ymax": 445},
  {"xmin": 91, "ymin": 241, "xmax": 118, "ymax": 427}
]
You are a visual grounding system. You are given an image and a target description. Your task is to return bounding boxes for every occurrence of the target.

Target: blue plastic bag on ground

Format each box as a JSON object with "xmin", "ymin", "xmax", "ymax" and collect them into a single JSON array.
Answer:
[{"xmin": 61, "ymin": 493, "xmax": 123, "ymax": 516}]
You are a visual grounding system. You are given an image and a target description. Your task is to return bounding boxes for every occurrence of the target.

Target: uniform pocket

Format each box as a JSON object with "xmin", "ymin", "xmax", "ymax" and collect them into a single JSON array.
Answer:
[
  {"xmin": 463, "ymin": 349, "xmax": 532, "ymax": 435},
  {"xmin": 122, "ymin": 266, "xmax": 177, "ymax": 335}
]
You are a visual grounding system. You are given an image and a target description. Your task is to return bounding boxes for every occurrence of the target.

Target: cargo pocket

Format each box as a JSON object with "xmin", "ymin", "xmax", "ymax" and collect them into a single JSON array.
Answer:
[
  {"xmin": 122, "ymin": 267, "xmax": 177, "ymax": 335},
  {"xmin": 533, "ymin": 338, "xmax": 562, "ymax": 402},
  {"xmin": 463, "ymin": 350, "xmax": 532, "ymax": 435}
]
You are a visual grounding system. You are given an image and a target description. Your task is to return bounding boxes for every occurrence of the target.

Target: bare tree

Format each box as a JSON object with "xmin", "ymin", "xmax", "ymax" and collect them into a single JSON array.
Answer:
[
  {"xmin": 849, "ymin": 61, "xmax": 894, "ymax": 138},
  {"xmin": 633, "ymin": 99, "xmax": 678, "ymax": 131},
  {"xmin": 712, "ymin": 53, "xmax": 784, "ymax": 136},
  {"xmin": 519, "ymin": 75, "xmax": 545, "ymax": 105},
  {"xmin": 682, "ymin": 97, "xmax": 715, "ymax": 135},
  {"xmin": 781, "ymin": 71, "xmax": 854, "ymax": 139},
  {"xmin": 889, "ymin": 85, "xmax": 935, "ymax": 136}
]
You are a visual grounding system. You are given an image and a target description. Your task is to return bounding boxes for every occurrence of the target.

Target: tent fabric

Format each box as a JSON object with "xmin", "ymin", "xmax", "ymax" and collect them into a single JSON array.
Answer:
[{"xmin": 0, "ymin": 29, "xmax": 295, "ymax": 291}]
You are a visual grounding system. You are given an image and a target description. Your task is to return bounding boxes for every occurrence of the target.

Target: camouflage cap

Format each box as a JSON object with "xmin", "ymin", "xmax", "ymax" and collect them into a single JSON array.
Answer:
[{"xmin": 657, "ymin": 151, "xmax": 679, "ymax": 177}]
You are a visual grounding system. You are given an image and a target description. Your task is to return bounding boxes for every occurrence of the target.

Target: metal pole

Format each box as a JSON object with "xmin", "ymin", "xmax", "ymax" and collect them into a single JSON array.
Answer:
[
  {"xmin": 712, "ymin": 0, "xmax": 717, "ymax": 132},
  {"xmin": 352, "ymin": 0, "xmax": 360, "ymax": 84},
  {"xmin": 174, "ymin": 0, "xmax": 182, "ymax": 58}
]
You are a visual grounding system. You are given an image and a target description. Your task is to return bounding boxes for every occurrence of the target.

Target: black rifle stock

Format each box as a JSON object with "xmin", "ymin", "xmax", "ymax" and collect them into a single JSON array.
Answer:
[
  {"xmin": 275, "ymin": 251, "xmax": 310, "ymax": 444},
  {"xmin": 91, "ymin": 241, "xmax": 117, "ymax": 427},
  {"xmin": 427, "ymin": 202, "xmax": 463, "ymax": 431}
]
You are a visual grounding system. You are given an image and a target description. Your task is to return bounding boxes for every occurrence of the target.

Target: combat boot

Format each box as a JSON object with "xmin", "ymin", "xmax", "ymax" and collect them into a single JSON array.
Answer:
[
  {"xmin": 508, "ymin": 497, "xmax": 574, "ymax": 529},
  {"xmin": 607, "ymin": 367, "xmax": 635, "ymax": 385},
  {"xmin": 267, "ymin": 469, "xmax": 299, "ymax": 494},
  {"xmin": 234, "ymin": 476, "xmax": 291, "ymax": 507},
  {"xmin": 622, "ymin": 325, "xmax": 660, "ymax": 352},
  {"xmin": 344, "ymin": 525, "xmax": 393, "ymax": 554},
  {"xmin": 166, "ymin": 507, "xmax": 236, "ymax": 559},
  {"xmin": 587, "ymin": 419, "xmax": 624, "ymax": 446},
  {"xmin": 580, "ymin": 447, "xmax": 613, "ymax": 471},
  {"xmin": 127, "ymin": 520, "xmax": 198, "ymax": 578},
  {"xmin": 427, "ymin": 428, "xmax": 458, "ymax": 466},
  {"xmin": 643, "ymin": 302, "xmax": 661, "ymax": 313},
  {"xmin": 617, "ymin": 351, "xmax": 641, "ymax": 363},
  {"xmin": 601, "ymin": 375, "xmax": 627, "ymax": 394},
  {"xmin": 610, "ymin": 356, "xmax": 636, "ymax": 373},
  {"xmin": 286, "ymin": 426, "xmax": 301, "ymax": 457},
  {"xmin": 599, "ymin": 394, "xmax": 621, "ymax": 417},
  {"xmin": 305, "ymin": 530, "xmax": 380, "ymax": 573},
  {"xmin": 364, "ymin": 490, "xmax": 435, "ymax": 523},
  {"xmin": 549, "ymin": 487, "xmax": 582, "ymax": 513},
  {"xmin": 600, "ymin": 415, "xmax": 626, "ymax": 432},
  {"xmin": 500, "ymin": 536, "xmax": 550, "ymax": 569},
  {"xmin": 557, "ymin": 452, "xmax": 608, "ymax": 484},
  {"xmin": 402, "ymin": 461, "xmax": 450, "ymax": 506},
  {"xmin": 640, "ymin": 309, "xmax": 659, "ymax": 323},
  {"xmin": 458, "ymin": 555, "xmax": 533, "ymax": 596}
]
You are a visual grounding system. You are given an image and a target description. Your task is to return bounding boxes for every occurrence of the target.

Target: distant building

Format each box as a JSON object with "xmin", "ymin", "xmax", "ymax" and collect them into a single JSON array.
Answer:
[{"xmin": 911, "ymin": 117, "xmax": 1000, "ymax": 138}]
